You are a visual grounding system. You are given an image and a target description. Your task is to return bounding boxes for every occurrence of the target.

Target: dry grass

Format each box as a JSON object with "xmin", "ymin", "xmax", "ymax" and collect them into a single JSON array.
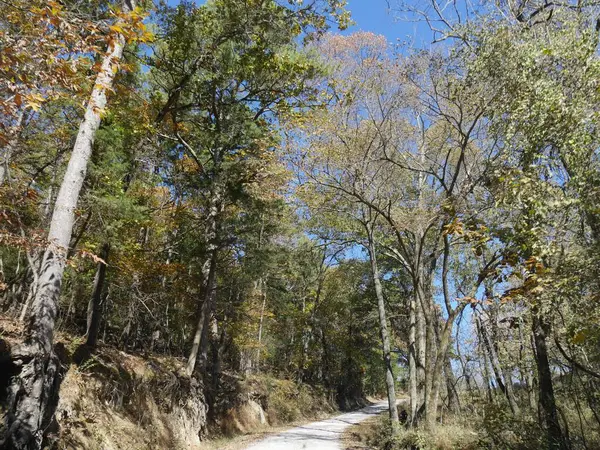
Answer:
[
  {"xmin": 342, "ymin": 415, "xmax": 481, "ymax": 450},
  {"xmin": 342, "ymin": 414, "xmax": 380, "ymax": 450}
]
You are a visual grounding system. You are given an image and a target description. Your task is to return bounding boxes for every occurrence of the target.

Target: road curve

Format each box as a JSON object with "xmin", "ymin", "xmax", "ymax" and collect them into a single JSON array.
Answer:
[{"xmin": 243, "ymin": 401, "xmax": 388, "ymax": 450}]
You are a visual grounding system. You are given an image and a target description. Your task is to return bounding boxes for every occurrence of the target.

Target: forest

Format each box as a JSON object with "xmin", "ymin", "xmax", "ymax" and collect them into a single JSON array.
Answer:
[{"xmin": 0, "ymin": 0, "xmax": 599, "ymax": 449}]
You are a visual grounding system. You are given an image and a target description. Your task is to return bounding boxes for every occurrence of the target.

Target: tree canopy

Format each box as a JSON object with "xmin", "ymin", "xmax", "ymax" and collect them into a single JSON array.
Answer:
[{"xmin": 1, "ymin": 1, "xmax": 600, "ymax": 449}]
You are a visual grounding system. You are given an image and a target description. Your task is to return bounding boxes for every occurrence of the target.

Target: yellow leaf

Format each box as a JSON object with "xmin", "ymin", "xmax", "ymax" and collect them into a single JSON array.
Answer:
[
  {"xmin": 109, "ymin": 24, "xmax": 125, "ymax": 34},
  {"xmin": 25, "ymin": 93, "xmax": 45, "ymax": 111},
  {"xmin": 572, "ymin": 331, "xmax": 587, "ymax": 345},
  {"xmin": 141, "ymin": 31, "xmax": 155, "ymax": 43}
]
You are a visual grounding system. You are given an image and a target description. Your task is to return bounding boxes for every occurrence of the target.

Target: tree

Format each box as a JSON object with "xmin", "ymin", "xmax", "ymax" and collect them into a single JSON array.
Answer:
[
  {"xmin": 291, "ymin": 31, "xmax": 409, "ymax": 429},
  {"xmin": 294, "ymin": 30, "xmax": 501, "ymax": 429},
  {"xmin": 150, "ymin": 0, "xmax": 347, "ymax": 377},
  {"xmin": 1, "ymin": 2, "xmax": 151, "ymax": 447}
]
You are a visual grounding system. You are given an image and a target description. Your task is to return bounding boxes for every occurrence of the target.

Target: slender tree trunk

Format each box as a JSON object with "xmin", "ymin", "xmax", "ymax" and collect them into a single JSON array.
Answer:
[
  {"xmin": 444, "ymin": 352, "xmax": 460, "ymax": 412},
  {"xmin": 300, "ymin": 294, "xmax": 311, "ymax": 381},
  {"xmin": 85, "ymin": 243, "xmax": 110, "ymax": 349},
  {"xmin": 478, "ymin": 313, "xmax": 520, "ymax": 414},
  {"xmin": 186, "ymin": 289, "xmax": 205, "ymax": 377},
  {"xmin": 365, "ymin": 223, "xmax": 399, "ymax": 432},
  {"xmin": 253, "ymin": 220, "xmax": 266, "ymax": 372},
  {"xmin": 408, "ymin": 291, "xmax": 418, "ymax": 426},
  {"xmin": 1, "ymin": 5, "xmax": 132, "ymax": 447},
  {"xmin": 18, "ymin": 252, "xmax": 41, "ymax": 323},
  {"xmin": 255, "ymin": 278, "xmax": 266, "ymax": 372},
  {"xmin": 532, "ymin": 311, "xmax": 567, "ymax": 450},
  {"xmin": 414, "ymin": 144, "xmax": 429, "ymax": 424},
  {"xmin": 199, "ymin": 269, "xmax": 217, "ymax": 371},
  {"xmin": 0, "ymin": 110, "xmax": 24, "ymax": 186},
  {"xmin": 426, "ymin": 312, "xmax": 458, "ymax": 430},
  {"xmin": 413, "ymin": 267, "xmax": 430, "ymax": 426},
  {"xmin": 476, "ymin": 318, "xmax": 494, "ymax": 403},
  {"xmin": 18, "ymin": 169, "xmax": 59, "ymax": 322},
  {"xmin": 424, "ymin": 304, "xmax": 437, "ymax": 427},
  {"xmin": 186, "ymin": 187, "xmax": 220, "ymax": 376},
  {"xmin": 186, "ymin": 248, "xmax": 217, "ymax": 376},
  {"xmin": 416, "ymin": 281, "xmax": 427, "ymax": 414},
  {"xmin": 185, "ymin": 160, "xmax": 222, "ymax": 377}
]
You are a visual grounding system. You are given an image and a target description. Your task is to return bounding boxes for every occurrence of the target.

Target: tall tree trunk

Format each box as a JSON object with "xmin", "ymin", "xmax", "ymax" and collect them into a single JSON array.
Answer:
[
  {"xmin": 254, "ymin": 220, "xmax": 266, "ymax": 372},
  {"xmin": 425, "ymin": 311, "xmax": 458, "ymax": 430},
  {"xmin": 408, "ymin": 291, "xmax": 418, "ymax": 426},
  {"xmin": 423, "ymin": 295, "xmax": 438, "ymax": 428},
  {"xmin": 476, "ymin": 318, "xmax": 494, "ymax": 403},
  {"xmin": 415, "ymin": 280, "xmax": 427, "ymax": 417},
  {"xmin": 185, "ymin": 163, "xmax": 222, "ymax": 377},
  {"xmin": 444, "ymin": 352, "xmax": 460, "ymax": 412},
  {"xmin": 414, "ymin": 144, "xmax": 429, "ymax": 424},
  {"xmin": 255, "ymin": 277, "xmax": 266, "ymax": 372},
  {"xmin": 532, "ymin": 310, "xmax": 567, "ymax": 450},
  {"xmin": 478, "ymin": 312, "xmax": 520, "ymax": 415},
  {"xmin": 365, "ymin": 223, "xmax": 399, "ymax": 432},
  {"xmin": 430, "ymin": 302, "xmax": 460, "ymax": 417},
  {"xmin": 85, "ymin": 243, "xmax": 110, "ymax": 349},
  {"xmin": 186, "ymin": 248, "xmax": 217, "ymax": 377},
  {"xmin": 517, "ymin": 316, "xmax": 537, "ymax": 410},
  {"xmin": 1, "ymin": 5, "xmax": 132, "ymax": 447},
  {"xmin": 18, "ymin": 168, "xmax": 60, "ymax": 323},
  {"xmin": 413, "ymin": 267, "xmax": 431, "ymax": 426}
]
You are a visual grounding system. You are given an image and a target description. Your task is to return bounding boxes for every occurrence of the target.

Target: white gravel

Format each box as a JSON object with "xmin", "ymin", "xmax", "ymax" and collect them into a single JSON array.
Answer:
[{"xmin": 243, "ymin": 401, "xmax": 388, "ymax": 450}]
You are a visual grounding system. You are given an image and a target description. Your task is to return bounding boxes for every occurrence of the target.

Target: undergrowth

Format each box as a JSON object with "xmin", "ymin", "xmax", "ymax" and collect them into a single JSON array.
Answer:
[{"xmin": 360, "ymin": 400, "xmax": 600, "ymax": 450}]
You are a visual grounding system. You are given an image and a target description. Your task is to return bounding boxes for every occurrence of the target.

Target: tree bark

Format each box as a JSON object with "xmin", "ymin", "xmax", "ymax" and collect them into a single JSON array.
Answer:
[
  {"xmin": 412, "ymin": 267, "xmax": 430, "ymax": 425},
  {"xmin": 425, "ymin": 311, "xmax": 458, "ymax": 430},
  {"xmin": 365, "ymin": 223, "xmax": 399, "ymax": 432},
  {"xmin": 186, "ymin": 248, "xmax": 217, "ymax": 377},
  {"xmin": 254, "ymin": 220, "xmax": 267, "ymax": 372},
  {"xmin": 532, "ymin": 310, "xmax": 567, "ymax": 450},
  {"xmin": 476, "ymin": 317, "xmax": 494, "ymax": 403},
  {"xmin": 478, "ymin": 312, "xmax": 520, "ymax": 415},
  {"xmin": 18, "ymin": 252, "xmax": 41, "ymax": 323},
  {"xmin": 423, "ymin": 304, "xmax": 436, "ymax": 428},
  {"xmin": 255, "ymin": 278, "xmax": 266, "ymax": 372},
  {"xmin": 1, "ymin": 4, "xmax": 132, "ymax": 447},
  {"xmin": 408, "ymin": 291, "xmax": 418, "ymax": 426},
  {"xmin": 0, "ymin": 109, "xmax": 24, "ymax": 186},
  {"xmin": 444, "ymin": 352, "xmax": 460, "ymax": 412},
  {"xmin": 185, "ymin": 145, "xmax": 223, "ymax": 377},
  {"xmin": 416, "ymin": 280, "xmax": 427, "ymax": 416},
  {"xmin": 85, "ymin": 243, "xmax": 110, "ymax": 349}
]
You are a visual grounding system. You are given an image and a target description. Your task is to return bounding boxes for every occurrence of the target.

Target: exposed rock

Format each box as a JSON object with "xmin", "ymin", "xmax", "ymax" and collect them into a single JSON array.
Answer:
[{"xmin": 248, "ymin": 400, "xmax": 267, "ymax": 425}]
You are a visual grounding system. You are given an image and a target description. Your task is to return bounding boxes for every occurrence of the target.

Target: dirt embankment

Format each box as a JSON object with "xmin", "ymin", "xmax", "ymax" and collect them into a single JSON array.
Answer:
[{"xmin": 0, "ymin": 317, "xmax": 340, "ymax": 449}]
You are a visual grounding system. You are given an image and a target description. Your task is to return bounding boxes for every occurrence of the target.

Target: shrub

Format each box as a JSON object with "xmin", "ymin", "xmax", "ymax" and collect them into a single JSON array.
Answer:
[{"xmin": 365, "ymin": 418, "xmax": 479, "ymax": 450}]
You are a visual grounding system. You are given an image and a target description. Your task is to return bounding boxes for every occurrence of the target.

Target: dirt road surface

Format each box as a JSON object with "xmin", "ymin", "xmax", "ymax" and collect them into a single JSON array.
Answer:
[{"xmin": 242, "ymin": 401, "xmax": 388, "ymax": 450}]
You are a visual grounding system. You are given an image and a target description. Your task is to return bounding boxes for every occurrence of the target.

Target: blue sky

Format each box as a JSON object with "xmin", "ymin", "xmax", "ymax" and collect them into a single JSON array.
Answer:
[
  {"xmin": 177, "ymin": 0, "xmax": 435, "ymax": 47},
  {"xmin": 343, "ymin": 0, "xmax": 433, "ymax": 47},
  {"xmin": 344, "ymin": 0, "xmax": 401, "ymax": 40}
]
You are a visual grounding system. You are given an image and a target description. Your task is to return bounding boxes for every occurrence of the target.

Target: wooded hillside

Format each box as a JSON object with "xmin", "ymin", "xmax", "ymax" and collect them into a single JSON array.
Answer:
[{"xmin": 1, "ymin": 1, "xmax": 599, "ymax": 449}]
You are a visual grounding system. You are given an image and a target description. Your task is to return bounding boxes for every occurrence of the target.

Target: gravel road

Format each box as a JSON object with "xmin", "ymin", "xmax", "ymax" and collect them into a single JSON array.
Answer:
[{"xmin": 242, "ymin": 401, "xmax": 388, "ymax": 450}]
